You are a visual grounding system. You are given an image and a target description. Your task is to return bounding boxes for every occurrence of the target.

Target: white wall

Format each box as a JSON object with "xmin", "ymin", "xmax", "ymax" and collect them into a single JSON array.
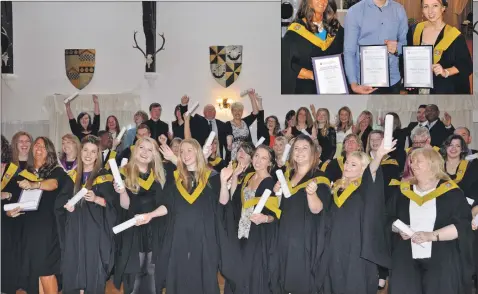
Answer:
[{"xmin": 1, "ymin": 1, "xmax": 368, "ymax": 132}]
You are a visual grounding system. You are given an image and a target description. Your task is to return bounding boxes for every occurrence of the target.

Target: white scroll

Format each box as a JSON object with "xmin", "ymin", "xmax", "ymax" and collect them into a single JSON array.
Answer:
[
  {"xmin": 393, "ymin": 219, "xmax": 424, "ymax": 248},
  {"xmin": 112, "ymin": 215, "xmax": 144, "ymax": 234},
  {"xmin": 3, "ymin": 201, "xmax": 37, "ymax": 211},
  {"xmin": 240, "ymin": 89, "xmax": 251, "ymax": 97},
  {"xmin": 252, "ymin": 189, "xmax": 272, "ymax": 214},
  {"xmin": 255, "ymin": 137, "xmax": 265, "ymax": 147},
  {"xmin": 384, "ymin": 114, "xmax": 394, "ymax": 149},
  {"xmin": 281, "ymin": 144, "xmax": 291, "ymax": 163},
  {"xmin": 120, "ymin": 158, "xmax": 129, "ymax": 167},
  {"xmin": 66, "ymin": 188, "xmax": 88, "ymax": 207},
  {"xmin": 473, "ymin": 214, "xmax": 478, "ymax": 226},
  {"xmin": 116, "ymin": 127, "xmax": 127, "ymax": 143},
  {"xmin": 184, "ymin": 101, "xmax": 199, "ymax": 117},
  {"xmin": 64, "ymin": 92, "xmax": 79, "ymax": 104},
  {"xmin": 204, "ymin": 131, "xmax": 216, "ymax": 148},
  {"xmin": 108, "ymin": 158, "xmax": 124, "ymax": 189},
  {"xmin": 301, "ymin": 129, "xmax": 311, "ymax": 137},
  {"xmin": 275, "ymin": 169, "xmax": 291, "ymax": 198}
]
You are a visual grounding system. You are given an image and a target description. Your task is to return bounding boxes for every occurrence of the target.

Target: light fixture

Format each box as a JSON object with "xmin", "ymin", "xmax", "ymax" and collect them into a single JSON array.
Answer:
[{"xmin": 216, "ymin": 97, "xmax": 233, "ymax": 110}]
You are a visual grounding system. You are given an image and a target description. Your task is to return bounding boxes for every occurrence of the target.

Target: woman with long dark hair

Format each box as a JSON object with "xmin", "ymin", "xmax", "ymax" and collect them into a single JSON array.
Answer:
[
  {"xmin": 65, "ymin": 94, "xmax": 100, "ymax": 141},
  {"xmin": 7, "ymin": 137, "xmax": 67, "ymax": 294},
  {"xmin": 281, "ymin": 0, "xmax": 345, "ymax": 94},
  {"xmin": 55, "ymin": 135, "xmax": 117, "ymax": 294},
  {"xmin": 257, "ymin": 107, "xmax": 281, "ymax": 147}
]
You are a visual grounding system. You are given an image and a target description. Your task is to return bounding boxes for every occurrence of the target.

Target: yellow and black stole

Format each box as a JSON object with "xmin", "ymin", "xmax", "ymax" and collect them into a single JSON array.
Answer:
[
  {"xmin": 320, "ymin": 156, "xmax": 344, "ymax": 173},
  {"xmin": 284, "ymin": 168, "xmax": 331, "ymax": 196},
  {"xmin": 1, "ymin": 163, "xmax": 19, "ymax": 190},
  {"xmin": 104, "ymin": 150, "xmax": 118, "ymax": 170},
  {"xmin": 209, "ymin": 157, "xmax": 222, "ymax": 167},
  {"xmin": 287, "ymin": 20, "xmax": 336, "ymax": 51},
  {"xmin": 68, "ymin": 170, "xmax": 114, "ymax": 187},
  {"xmin": 119, "ymin": 168, "xmax": 155, "ymax": 191},
  {"xmin": 332, "ymin": 178, "xmax": 362, "ymax": 208},
  {"xmin": 413, "ymin": 21, "xmax": 461, "ymax": 64},
  {"xmin": 389, "ymin": 179, "xmax": 458, "ymax": 206},
  {"xmin": 173, "ymin": 169, "xmax": 211, "ymax": 204},
  {"xmin": 240, "ymin": 172, "xmax": 281, "ymax": 219}
]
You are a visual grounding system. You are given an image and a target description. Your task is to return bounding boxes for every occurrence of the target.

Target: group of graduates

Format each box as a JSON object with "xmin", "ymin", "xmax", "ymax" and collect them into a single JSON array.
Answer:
[{"xmin": 1, "ymin": 93, "xmax": 478, "ymax": 294}]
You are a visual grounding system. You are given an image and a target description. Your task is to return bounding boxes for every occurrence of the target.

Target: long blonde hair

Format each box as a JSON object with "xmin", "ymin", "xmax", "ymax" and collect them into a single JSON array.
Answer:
[
  {"xmin": 408, "ymin": 148, "xmax": 450, "ymax": 185},
  {"xmin": 315, "ymin": 108, "xmax": 333, "ymax": 136},
  {"xmin": 176, "ymin": 138, "xmax": 209, "ymax": 192},
  {"xmin": 11, "ymin": 131, "xmax": 33, "ymax": 166},
  {"xmin": 124, "ymin": 137, "xmax": 166, "ymax": 193},
  {"xmin": 336, "ymin": 106, "xmax": 353, "ymax": 132}
]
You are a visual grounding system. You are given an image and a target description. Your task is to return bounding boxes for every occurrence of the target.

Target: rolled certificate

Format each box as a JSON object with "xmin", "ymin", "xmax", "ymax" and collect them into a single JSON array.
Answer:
[
  {"xmin": 473, "ymin": 214, "xmax": 478, "ymax": 226},
  {"xmin": 108, "ymin": 158, "xmax": 124, "ymax": 189},
  {"xmin": 240, "ymin": 89, "xmax": 251, "ymax": 97},
  {"xmin": 281, "ymin": 144, "xmax": 291, "ymax": 163},
  {"xmin": 3, "ymin": 201, "xmax": 37, "ymax": 211},
  {"xmin": 204, "ymin": 131, "xmax": 216, "ymax": 148},
  {"xmin": 120, "ymin": 158, "xmax": 128, "ymax": 167},
  {"xmin": 301, "ymin": 129, "xmax": 311, "ymax": 137},
  {"xmin": 384, "ymin": 114, "xmax": 394, "ymax": 149},
  {"xmin": 66, "ymin": 187, "xmax": 88, "ymax": 207},
  {"xmin": 255, "ymin": 137, "xmax": 265, "ymax": 147},
  {"xmin": 276, "ymin": 188, "xmax": 282, "ymax": 196},
  {"xmin": 393, "ymin": 219, "xmax": 424, "ymax": 247},
  {"xmin": 116, "ymin": 127, "xmax": 127, "ymax": 142},
  {"xmin": 64, "ymin": 92, "xmax": 79, "ymax": 104},
  {"xmin": 253, "ymin": 189, "xmax": 272, "ymax": 214},
  {"xmin": 112, "ymin": 215, "xmax": 144, "ymax": 234},
  {"xmin": 184, "ymin": 101, "xmax": 199, "ymax": 117},
  {"xmin": 275, "ymin": 169, "xmax": 291, "ymax": 198}
]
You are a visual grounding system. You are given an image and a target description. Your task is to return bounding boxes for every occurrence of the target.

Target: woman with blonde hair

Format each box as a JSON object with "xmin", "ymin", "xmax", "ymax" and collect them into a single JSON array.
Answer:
[
  {"xmin": 207, "ymin": 136, "xmax": 227, "ymax": 172},
  {"xmin": 153, "ymin": 138, "xmax": 239, "ymax": 294},
  {"xmin": 354, "ymin": 110, "xmax": 373, "ymax": 150},
  {"xmin": 314, "ymin": 107, "xmax": 336, "ymax": 162},
  {"xmin": 387, "ymin": 148, "xmax": 473, "ymax": 293},
  {"xmin": 59, "ymin": 134, "xmax": 80, "ymax": 171},
  {"xmin": 112, "ymin": 137, "xmax": 168, "ymax": 294},
  {"xmin": 11, "ymin": 131, "xmax": 33, "ymax": 171},
  {"xmin": 335, "ymin": 106, "xmax": 354, "ymax": 157},
  {"xmin": 322, "ymin": 133, "xmax": 363, "ymax": 183},
  {"xmin": 320, "ymin": 140, "xmax": 395, "ymax": 294},
  {"xmin": 55, "ymin": 135, "xmax": 117, "ymax": 294}
]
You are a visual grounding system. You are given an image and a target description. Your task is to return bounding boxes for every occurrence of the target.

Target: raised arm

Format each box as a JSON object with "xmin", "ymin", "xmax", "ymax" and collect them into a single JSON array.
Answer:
[
  {"xmin": 65, "ymin": 101, "xmax": 74, "ymax": 120},
  {"xmin": 184, "ymin": 113, "xmax": 192, "ymax": 139},
  {"xmin": 369, "ymin": 139, "xmax": 397, "ymax": 181},
  {"xmin": 93, "ymin": 95, "xmax": 100, "ymax": 115}
]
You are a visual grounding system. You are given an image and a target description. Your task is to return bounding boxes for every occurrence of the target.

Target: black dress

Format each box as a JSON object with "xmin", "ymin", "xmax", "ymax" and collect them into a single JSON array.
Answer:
[
  {"xmin": 17, "ymin": 166, "xmax": 67, "ymax": 293},
  {"xmin": 270, "ymin": 168, "xmax": 331, "ymax": 293},
  {"xmin": 1, "ymin": 163, "xmax": 24, "ymax": 294},
  {"xmin": 69, "ymin": 114, "xmax": 100, "ymax": 141},
  {"xmin": 317, "ymin": 127, "xmax": 337, "ymax": 162},
  {"xmin": 386, "ymin": 179, "xmax": 474, "ymax": 294},
  {"xmin": 224, "ymin": 173, "xmax": 280, "ymax": 294},
  {"xmin": 322, "ymin": 156, "xmax": 345, "ymax": 183},
  {"xmin": 281, "ymin": 19, "xmax": 345, "ymax": 94},
  {"xmin": 113, "ymin": 170, "xmax": 168, "ymax": 294},
  {"xmin": 320, "ymin": 167, "xmax": 391, "ymax": 294},
  {"xmin": 153, "ymin": 170, "xmax": 240, "ymax": 294},
  {"xmin": 407, "ymin": 22, "xmax": 472, "ymax": 94},
  {"xmin": 55, "ymin": 169, "xmax": 117, "ymax": 294}
]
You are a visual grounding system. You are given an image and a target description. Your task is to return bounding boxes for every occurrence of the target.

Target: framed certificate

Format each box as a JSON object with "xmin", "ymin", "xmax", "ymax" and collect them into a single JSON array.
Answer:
[
  {"xmin": 403, "ymin": 45, "xmax": 433, "ymax": 88},
  {"xmin": 311, "ymin": 54, "xmax": 348, "ymax": 94},
  {"xmin": 359, "ymin": 45, "xmax": 390, "ymax": 88}
]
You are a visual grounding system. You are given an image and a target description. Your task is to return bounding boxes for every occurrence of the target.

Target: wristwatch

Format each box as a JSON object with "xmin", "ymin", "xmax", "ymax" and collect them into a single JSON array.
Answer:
[{"xmin": 432, "ymin": 231, "xmax": 440, "ymax": 241}]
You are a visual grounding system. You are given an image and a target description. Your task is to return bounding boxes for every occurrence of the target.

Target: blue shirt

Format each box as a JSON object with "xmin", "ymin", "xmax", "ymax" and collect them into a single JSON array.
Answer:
[{"xmin": 344, "ymin": 0, "xmax": 408, "ymax": 86}]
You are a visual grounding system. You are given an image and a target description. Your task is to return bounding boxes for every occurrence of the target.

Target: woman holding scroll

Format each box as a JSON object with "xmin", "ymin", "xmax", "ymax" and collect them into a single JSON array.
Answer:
[
  {"xmin": 387, "ymin": 148, "xmax": 473, "ymax": 294},
  {"xmin": 406, "ymin": 0, "xmax": 472, "ymax": 94},
  {"xmin": 221, "ymin": 145, "xmax": 280, "ymax": 294},
  {"xmin": 112, "ymin": 137, "xmax": 168, "ymax": 294},
  {"xmin": 270, "ymin": 134, "xmax": 330, "ymax": 293},
  {"xmin": 65, "ymin": 94, "xmax": 100, "ymax": 141},
  {"xmin": 153, "ymin": 138, "xmax": 240, "ymax": 294},
  {"xmin": 319, "ymin": 140, "xmax": 394, "ymax": 294},
  {"xmin": 55, "ymin": 135, "xmax": 117, "ymax": 294},
  {"xmin": 7, "ymin": 137, "xmax": 67, "ymax": 294}
]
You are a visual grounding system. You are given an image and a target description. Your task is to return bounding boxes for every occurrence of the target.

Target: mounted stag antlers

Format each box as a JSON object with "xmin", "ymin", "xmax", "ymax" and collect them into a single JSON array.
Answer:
[{"xmin": 133, "ymin": 31, "xmax": 166, "ymax": 69}]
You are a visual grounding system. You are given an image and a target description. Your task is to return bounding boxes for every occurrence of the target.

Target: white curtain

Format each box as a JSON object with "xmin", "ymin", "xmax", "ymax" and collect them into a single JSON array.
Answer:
[
  {"xmin": 1, "ymin": 120, "xmax": 50, "ymax": 142},
  {"xmin": 366, "ymin": 95, "xmax": 478, "ymax": 149},
  {"xmin": 44, "ymin": 92, "xmax": 141, "ymax": 149}
]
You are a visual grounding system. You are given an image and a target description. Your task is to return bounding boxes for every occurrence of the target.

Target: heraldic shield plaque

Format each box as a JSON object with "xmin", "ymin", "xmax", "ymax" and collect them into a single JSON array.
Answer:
[
  {"xmin": 65, "ymin": 49, "xmax": 96, "ymax": 90},
  {"xmin": 209, "ymin": 45, "xmax": 242, "ymax": 88}
]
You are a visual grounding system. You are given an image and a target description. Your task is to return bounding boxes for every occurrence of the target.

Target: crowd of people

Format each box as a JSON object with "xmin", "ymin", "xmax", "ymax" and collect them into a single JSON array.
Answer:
[{"xmin": 1, "ymin": 90, "xmax": 477, "ymax": 294}]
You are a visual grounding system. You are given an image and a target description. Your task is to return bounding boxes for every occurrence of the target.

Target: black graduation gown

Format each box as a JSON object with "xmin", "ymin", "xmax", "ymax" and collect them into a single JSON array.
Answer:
[
  {"xmin": 379, "ymin": 156, "xmax": 400, "ymax": 200},
  {"xmin": 54, "ymin": 169, "xmax": 117, "ymax": 294},
  {"xmin": 322, "ymin": 156, "xmax": 344, "ymax": 183},
  {"xmin": 446, "ymin": 159, "xmax": 478, "ymax": 205},
  {"xmin": 16, "ymin": 166, "xmax": 67, "ymax": 293},
  {"xmin": 113, "ymin": 170, "xmax": 168, "ymax": 290},
  {"xmin": 386, "ymin": 180, "xmax": 474, "ymax": 294},
  {"xmin": 281, "ymin": 19, "xmax": 345, "ymax": 94},
  {"xmin": 320, "ymin": 167, "xmax": 391, "ymax": 294},
  {"xmin": 224, "ymin": 174, "xmax": 280, "ymax": 294},
  {"xmin": 102, "ymin": 149, "xmax": 117, "ymax": 171},
  {"xmin": 270, "ymin": 168, "xmax": 331, "ymax": 294},
  {"xmin": 153, "ymin": 170, "xmax": 240, "ymax": 294},
  {"xmin": 209, "ymin": 156, "xmax": 228, "ymax": 173},
  {"xmin": 115, "ymin": 145, "xmax": 134, "ymax": 166},
  {"xmin": 406, "ymin": 23, "xmax": 473, "ymax": 94},
  {"xmin": 1, "ymin": 163, "xmax": 24, "ymax": 294}
]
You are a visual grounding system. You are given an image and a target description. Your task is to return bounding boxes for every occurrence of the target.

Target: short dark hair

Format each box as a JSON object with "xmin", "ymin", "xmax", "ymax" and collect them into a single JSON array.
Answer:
[
  {"xmin": 418, "ymin": 104, "xmax": 427, "ymax": 109},
  {"xmin": 98, "ymin": 130, "xmax": 110, "ymax": 138},
  {"xmin": 440, "ymin": 134, "xmax": 469, "ymax": 160},
  {"xmin": 149, "ymin": 103, "xmax": 162, "ymax": 112},
  {"xmin": 137, "ymin": 124, "xmax": 151, "ymax": 133}
]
